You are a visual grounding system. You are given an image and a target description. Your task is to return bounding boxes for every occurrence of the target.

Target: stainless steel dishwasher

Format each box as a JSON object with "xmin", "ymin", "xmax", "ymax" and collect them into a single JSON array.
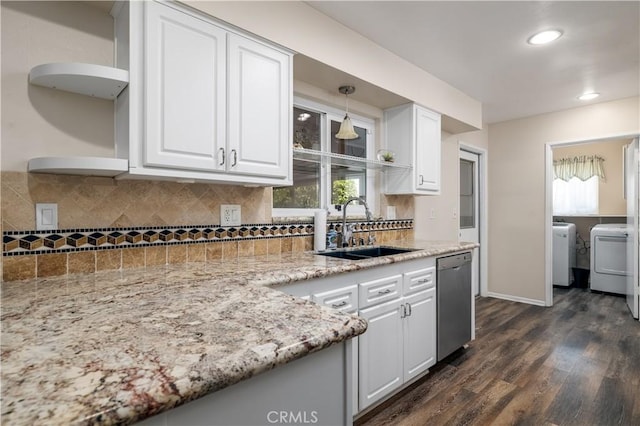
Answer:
[{"xmin": 437, "ymin": 251, "xmax": 472, "ymax": 361}]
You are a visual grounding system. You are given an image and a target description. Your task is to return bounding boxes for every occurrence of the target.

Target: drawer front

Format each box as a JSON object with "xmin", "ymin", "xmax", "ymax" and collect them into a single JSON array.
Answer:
[
  {"xmin": 313, "ymin": 285, "xmax": 358, "ymax": 313},
  {"xmin": 404, "ymin": 266, "xmax": 436, "ymax": 295},
  {"xmin": 359, "ymin": 274, "xmax": 402, "ymax": 308}
]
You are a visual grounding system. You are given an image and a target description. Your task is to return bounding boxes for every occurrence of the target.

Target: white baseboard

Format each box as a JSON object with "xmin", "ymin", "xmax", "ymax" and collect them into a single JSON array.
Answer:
[{"xmin": 486, "ymin": 292, "xmax": 546, "ymax": 307}]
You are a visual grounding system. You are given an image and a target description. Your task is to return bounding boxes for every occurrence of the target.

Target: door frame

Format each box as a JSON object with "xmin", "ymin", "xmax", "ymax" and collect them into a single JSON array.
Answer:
[
  {"xmin": 544, "ymin": 133, "xmax": 640, "ymax": 307},
  {"xmin": 459, "ymin": 143, "xmax": 488, "ymax": 297}
]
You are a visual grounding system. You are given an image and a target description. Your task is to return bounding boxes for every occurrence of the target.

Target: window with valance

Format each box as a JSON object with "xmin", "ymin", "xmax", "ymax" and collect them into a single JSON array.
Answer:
[{"xmin": 553, "ymin": 155, "xmax": 605, "ymax": 215}]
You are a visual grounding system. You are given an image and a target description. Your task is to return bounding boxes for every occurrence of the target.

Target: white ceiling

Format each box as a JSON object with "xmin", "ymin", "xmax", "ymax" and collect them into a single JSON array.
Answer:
[{"xmin": 307, "ymin": 1, "xmax": 640, "ymax": 124}]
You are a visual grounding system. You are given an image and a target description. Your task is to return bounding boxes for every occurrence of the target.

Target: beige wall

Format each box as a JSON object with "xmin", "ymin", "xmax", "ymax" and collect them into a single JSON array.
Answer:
[
  {"xmin": 185, "ymin": 1, "xmax": 482, "ymax": 130},
  {"xmin": 414, "ymin": 127, "xmax": 488, "ymax": 241},
  {"xmin": 1, "ymin": 1, "xmax": 115, "ymax": 172},
  {"xmin": 553, "ymin": 139, "xmax": 629, "ymax": 216},
  {"xmin": 488, "ymin": 97, "xmax": 640, "ymax": 303}
]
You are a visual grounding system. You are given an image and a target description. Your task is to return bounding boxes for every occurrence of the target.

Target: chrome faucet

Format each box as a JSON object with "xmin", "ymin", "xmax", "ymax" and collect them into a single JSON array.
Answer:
[{"xmin": 341, "ymin": 196, "xmax": 373, "ymax": 247}]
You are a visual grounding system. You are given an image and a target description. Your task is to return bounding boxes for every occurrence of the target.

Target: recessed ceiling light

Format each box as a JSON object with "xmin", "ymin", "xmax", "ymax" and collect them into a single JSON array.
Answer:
[
  {"xmin": 578, "ymin": 92, "xmax": 600, "ymax": 101},
  {"xmin": 527, "ymin": 29, "xmax": 563, "ymax": 45}
]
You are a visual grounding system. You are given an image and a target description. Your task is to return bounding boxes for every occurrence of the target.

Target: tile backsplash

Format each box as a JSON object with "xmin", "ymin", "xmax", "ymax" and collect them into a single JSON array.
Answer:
[
  {"xmin": 2, "ymin": 172, "xmax": 272, "ymax": 230},
  {"xmin": 2, "ymin": 171, "xmax": 415, "ymax": 282}
]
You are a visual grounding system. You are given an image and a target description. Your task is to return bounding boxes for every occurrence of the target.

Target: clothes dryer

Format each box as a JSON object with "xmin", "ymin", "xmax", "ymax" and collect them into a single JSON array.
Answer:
[{"xmin": 590, "ymin": 224, "xmax": 630, "ymax": 295}]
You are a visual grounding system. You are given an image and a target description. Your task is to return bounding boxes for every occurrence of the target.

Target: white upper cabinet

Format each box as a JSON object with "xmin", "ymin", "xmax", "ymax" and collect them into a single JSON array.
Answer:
[
  {"xmin": 384, "ymin": 103, "xmax": 441, "ymax": 195},
  {"xmin": 114, "ymin": 0, "xmax": 293, "ymax": 185},
  {"xmin": 227, "ymin": 34, "xmax": 290, "ymax": 179},
  {"xmin": 144, "ymin": 1, "xmax": 226, "ymax": 172}
]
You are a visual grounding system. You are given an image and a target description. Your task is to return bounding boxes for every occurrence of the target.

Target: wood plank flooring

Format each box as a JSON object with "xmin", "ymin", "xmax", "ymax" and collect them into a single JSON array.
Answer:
[{"xmin": 356, "ymin": 288, "xmax": 640, "ymax": 426}]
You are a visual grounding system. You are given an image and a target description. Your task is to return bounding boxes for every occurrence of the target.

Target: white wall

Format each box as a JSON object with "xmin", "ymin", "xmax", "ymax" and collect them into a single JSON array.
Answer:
[
  {"xmin": 184, "ymin": 1, "xmax": 482, "ymax": 131},
  {"xmin": 488, "ymin": 97, "xmax": 640, "ymax": 302},
  {"xmin": 1, "ymin": 1, "xmax": 115, "ymax": 172},
  {"xmin": 414, "ymin": 127, "xmax": 488, "ymax": 241}
]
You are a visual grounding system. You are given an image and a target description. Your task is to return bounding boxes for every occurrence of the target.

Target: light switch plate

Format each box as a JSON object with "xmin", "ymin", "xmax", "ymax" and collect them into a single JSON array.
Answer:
[
  {"xmin": 220, "ymin": 204, "xmax": 241, "ymax": 226},
  {"xmin": 36, "ymin": 203, "xmax": 58, "ymax": 230}
]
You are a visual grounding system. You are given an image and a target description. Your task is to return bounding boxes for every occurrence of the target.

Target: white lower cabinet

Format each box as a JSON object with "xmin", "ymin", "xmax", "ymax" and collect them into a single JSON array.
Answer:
[
  {"xmin": 279, "ymin": 257, "xmax": 437, "ymax": 416},
  {"xmin": 358, "ymin": 297, "xmax": 404, "ymax": 410},
  {"xmin": 403, "ymin": 287, "xmax": 436, "ymax": 382},
  {"xmin": 357, "ymin": 266, "xmax": 436, "ymax": 411}
]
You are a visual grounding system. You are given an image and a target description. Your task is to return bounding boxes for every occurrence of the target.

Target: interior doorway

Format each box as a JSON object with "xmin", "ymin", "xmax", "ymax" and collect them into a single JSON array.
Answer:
[
  {"xmin": 459, "ymin": 144, "xmax": 487, "ymax": 297},
  {"xmin": 545, "ymin": 134, "xmax": 640, "ymax": 314}
]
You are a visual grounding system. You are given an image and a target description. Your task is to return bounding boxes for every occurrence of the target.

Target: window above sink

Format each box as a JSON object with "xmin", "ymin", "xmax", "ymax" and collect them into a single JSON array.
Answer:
[{"xmin": 273, "ymin": 97, "xmax": 377, "ymax": 218}]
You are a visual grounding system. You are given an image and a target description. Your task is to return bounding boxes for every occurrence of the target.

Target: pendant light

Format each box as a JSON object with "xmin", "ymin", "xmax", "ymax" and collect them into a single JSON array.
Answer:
[{"xmin": 335, "ymin": 85, "xmax": 359, "ymax": 140}]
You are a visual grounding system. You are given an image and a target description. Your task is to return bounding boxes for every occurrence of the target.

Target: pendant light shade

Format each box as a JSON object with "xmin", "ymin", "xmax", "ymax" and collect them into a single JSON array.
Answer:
[{"xmin": 335, "ymin": 86, "xmax": 359, "ymax": 140}]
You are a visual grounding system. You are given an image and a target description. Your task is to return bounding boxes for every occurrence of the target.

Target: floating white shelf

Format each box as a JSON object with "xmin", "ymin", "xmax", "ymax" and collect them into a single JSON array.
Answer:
[
  {"xmin": 29, "ymin": 63, "xmax": 129, "ymax": 100},
  {"xmin": 293, "ymin": 148, "xmax": 411, "ymax": 170},
  {"xmin": 28, "ymin": 157, "xmax": 129, "ymax": 177}
]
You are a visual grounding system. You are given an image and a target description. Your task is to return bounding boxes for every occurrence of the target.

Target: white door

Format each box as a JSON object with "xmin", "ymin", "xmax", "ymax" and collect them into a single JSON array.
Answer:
[
  {"xmin": 625, "ymin": 138, "xmax": 639, "ymax": 318},
  {"xmin": 402, "ymin": 288, "xmax": 436, "ymax": 382},
  {"xmin": 144, "ymin": 1, "xmax": 226, "ymax": 171},
  {"xmin": 358, "ymin": 298, "xmax": 403, "ymax": 410},
  {"xmin": 459, "ymin": 149, "xmax": 480, "ymax": 295},
  {"xmin": 415, "ymin": 106, "xmax": 441, "ymax": 193},
  {"xmin": 227, "ymin": 33, "xmax": 291, "ymax": 179}
]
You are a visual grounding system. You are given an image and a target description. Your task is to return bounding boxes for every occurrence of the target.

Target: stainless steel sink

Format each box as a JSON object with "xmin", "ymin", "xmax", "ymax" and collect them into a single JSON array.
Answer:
[{"xmin": 316, "ymin": 246, "xmax": 417, "ymax": 260}]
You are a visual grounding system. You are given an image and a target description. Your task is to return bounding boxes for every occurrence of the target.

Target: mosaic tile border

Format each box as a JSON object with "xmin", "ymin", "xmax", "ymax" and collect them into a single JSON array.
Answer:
[{"xmin": 3, "ymin": 220, "xmax": 414, "ymax": 256}]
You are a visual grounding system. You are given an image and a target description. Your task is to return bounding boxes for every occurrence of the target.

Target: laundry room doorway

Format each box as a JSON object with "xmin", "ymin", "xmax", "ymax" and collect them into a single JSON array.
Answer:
[{"xmin": 545, "ymin": 134, "xmax": 640, "ymax": 312}]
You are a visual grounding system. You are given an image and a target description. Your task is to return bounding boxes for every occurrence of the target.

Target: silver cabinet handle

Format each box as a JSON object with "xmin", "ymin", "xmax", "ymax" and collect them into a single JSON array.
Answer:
[
  {"xmin": 419, "ymin": 175, "xmax": 424, "ymax": 185},
  {"xmin": 219, "ymin": 148, "xmax": 225, "ymax": 166},
  {"xmin": 417, "ymin": 278, "xmax": 429, "ymax": 284},
  {"xmin": 400, "ymin": 304, "xmax": 406, "ymax": 318},
  {"xmin": 231, "ymin": 149, "xmax": 238, "ymax": 167},
  {"xmin": 331, "ymin": 301, "xmax": 348, "ymax": 308},
  {"xmin": 406, "ymin": 302, "xmax": 412, "ymax": 316},
  {"xmin": 378, "ymin": 288, "xmax": 392, "ymax": 295}
]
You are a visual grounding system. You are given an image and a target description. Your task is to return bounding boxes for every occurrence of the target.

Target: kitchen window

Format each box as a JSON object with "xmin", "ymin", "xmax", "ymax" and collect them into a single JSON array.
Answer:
[{"xmin": 273, "ymin": 97, "xmax": 375, "ymax": 217}]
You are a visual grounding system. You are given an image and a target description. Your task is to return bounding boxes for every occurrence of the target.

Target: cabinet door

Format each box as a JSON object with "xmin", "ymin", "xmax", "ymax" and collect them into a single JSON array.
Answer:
[
  {"xmin": 415, "ymin": 106, "xmax": 441, "ymax": 193},
  {"xmin": 403, "ymin": 288, "xmax": 436, "ymax": 382},
  {"xmin": 227, "ymin": 33, "xmax": 291, "ymax": 179},
  {"xmin": 358, "ymin": 298, "xmax": 403, "ymax": 410},
  {"xmin": 144, "ymin": 2, "xmax": 226, "ymax": 171}
]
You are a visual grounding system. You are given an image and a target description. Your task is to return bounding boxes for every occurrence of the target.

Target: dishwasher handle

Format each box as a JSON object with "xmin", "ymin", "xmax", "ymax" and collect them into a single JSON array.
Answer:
[{"xmin": 437, "ymin": 252, "xmax": 472, "ymax": 270}]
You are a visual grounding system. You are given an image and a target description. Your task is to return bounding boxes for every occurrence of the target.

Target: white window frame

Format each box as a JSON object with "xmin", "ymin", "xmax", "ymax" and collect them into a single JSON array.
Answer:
[{"xmin": 273, "ymin": 96, "xmax": 376, "ymax": 218}]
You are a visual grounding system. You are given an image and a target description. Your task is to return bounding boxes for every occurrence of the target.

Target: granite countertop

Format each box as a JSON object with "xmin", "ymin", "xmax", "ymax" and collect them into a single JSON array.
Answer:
[{"xmin": 0, "ymin": 239, "xmax": 475, "ymax": 425}]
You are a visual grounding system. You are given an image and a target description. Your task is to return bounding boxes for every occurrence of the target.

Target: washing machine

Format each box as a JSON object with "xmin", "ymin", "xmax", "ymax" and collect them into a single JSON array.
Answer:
[
  {"xmin": 590, "ymin": 224, "xmax": 630, "ymax": 295},
  {"xmin": 553, "ymin": 222, "xmax": 576, "ymax": 286}
]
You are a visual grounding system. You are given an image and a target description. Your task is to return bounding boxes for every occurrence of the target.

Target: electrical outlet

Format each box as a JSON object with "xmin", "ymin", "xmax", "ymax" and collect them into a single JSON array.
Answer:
[
  {"xmin": 36, "ymin": 203, "xmax": 58, "ymax": 230},
  {"xmin": 221, "ymin": 204, "xmax": 241, "ymax": 226}
]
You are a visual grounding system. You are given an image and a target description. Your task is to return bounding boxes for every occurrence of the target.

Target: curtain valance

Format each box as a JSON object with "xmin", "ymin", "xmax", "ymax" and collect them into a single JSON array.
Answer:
[{"xmin": 553, "ymin": 155, "xmax": 605, "ymax": 182}]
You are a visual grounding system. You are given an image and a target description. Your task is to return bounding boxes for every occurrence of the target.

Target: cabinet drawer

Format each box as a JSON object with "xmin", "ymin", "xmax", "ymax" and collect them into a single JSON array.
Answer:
[
  {"xmin": 359, "ymin": 274, "xmax": 402, "ymax": 308},
  {"xmin": 404, "ymin": 266, "xmax": 436, "ymax": 295},
  {"xmin": 313, "ymin": 285, "xmax": 357, "ymax": 313}
]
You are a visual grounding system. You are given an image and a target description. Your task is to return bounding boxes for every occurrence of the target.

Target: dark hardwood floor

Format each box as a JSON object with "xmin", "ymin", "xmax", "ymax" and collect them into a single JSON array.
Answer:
[{"xmin": 356, "ymin": 287, "xmax": 640, "ymax": 426}]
